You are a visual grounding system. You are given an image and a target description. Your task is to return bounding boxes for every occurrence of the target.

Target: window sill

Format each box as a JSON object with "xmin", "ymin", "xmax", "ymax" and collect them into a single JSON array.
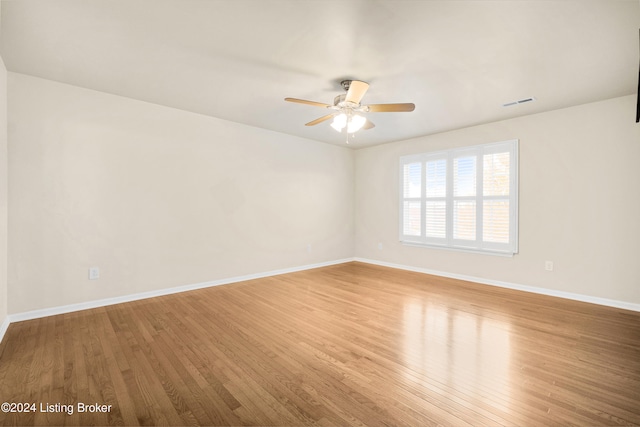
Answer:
[{"xmin": 401, "ymin": 241, "xmax": 517, "ymax": 257}]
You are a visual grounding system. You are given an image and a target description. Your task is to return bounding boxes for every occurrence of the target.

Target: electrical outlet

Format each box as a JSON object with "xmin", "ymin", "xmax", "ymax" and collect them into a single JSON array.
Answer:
[
  {"xmin": 306, "ymin": 244, "xmax": 312, "ymax": 253},
  {"xmin": 377, "ymin": 242, "xmax": 383, "ymax": 250},
  {"xmin": 545, "ymin": 261, "xmax": 554, "ymax": 271},
  {"xmin": 89, "ymin": 267, "xmax": 100, "ymax": 280}
]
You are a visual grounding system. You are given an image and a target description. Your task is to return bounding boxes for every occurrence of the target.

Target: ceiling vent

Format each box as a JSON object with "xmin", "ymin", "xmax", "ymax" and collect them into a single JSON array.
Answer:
[{"xmin": 502, "ymin": 97, "xmax": 536, "ymax": 107}]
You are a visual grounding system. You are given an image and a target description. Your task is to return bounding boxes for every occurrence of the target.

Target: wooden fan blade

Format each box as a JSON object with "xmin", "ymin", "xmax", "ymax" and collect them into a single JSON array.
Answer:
[
  {"xmin": 345, "ymin": 80, "xmax": 369, "ymax": 104},
  {"xmin": 285, "ymin": 98, "xmax": 331, "ymax": 108},
  {"xmin": 305, "ymin": 114, "xmax": 335, "ymax": 126},
  {"xmin": 363, "ymin": 119, "xmax": 375, "ymax": 130},
  {"xmin": 366, "ymin": 103, "xmax": 415, "ymax": 112}
]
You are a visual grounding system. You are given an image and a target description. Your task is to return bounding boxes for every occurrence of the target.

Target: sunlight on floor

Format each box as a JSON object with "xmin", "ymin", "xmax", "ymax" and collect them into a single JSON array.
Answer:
[{"xmin": 402, "ymin": 299, "xmax": 512, "ymax": 411}]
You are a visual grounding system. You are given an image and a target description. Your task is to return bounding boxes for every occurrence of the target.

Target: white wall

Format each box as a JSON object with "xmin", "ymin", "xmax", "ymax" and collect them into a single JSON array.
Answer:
[
  {"xmin": 355, "ymin": 95, "xmax": 640, "ymax": 304},
  {"xmin": 0, "ymin": 53, "xmax": 7, "ymax": 329},
  {"xmin": 8, "ymin": 73, "xmax": 354, "ymax": 314},
  {"xmin": 6, "ymin": 71, "xmax": 639, "ymax": 316}
]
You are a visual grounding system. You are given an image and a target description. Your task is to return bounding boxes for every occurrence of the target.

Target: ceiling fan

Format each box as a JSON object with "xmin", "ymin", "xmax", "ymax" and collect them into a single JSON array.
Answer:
[{"xmin": 285, "ymin": 80, "xmax": 415, "ymax": 139}]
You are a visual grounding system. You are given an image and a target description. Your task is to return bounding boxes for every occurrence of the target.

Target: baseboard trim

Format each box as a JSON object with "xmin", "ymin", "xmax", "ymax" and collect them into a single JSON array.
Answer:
[
  {"xmin": 0, "ymin": 316, "xmax": 9, "ymax": 345},
  {"xmin": 354, "ymin": 257, "xmax": 640, "ymax": 312},
  {"xmin": 9, "ymin": 256, "xmax": 638, "ymax": 325},
  {"xmin": 8, "ymin": 258, "xmax": 355, "ymax": 324}
]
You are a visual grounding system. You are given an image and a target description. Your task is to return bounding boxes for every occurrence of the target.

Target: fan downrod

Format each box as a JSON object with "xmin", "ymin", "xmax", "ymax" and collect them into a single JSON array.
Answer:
[{"xmin": 340, "ymin": 80, "xmax": 353, "ymax": 92}]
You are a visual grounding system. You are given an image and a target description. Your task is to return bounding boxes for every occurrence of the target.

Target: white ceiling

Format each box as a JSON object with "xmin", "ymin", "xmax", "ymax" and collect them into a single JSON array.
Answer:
[{"xmin": 1, "ymin": 0, "xmax": 638, "ymax": 148}]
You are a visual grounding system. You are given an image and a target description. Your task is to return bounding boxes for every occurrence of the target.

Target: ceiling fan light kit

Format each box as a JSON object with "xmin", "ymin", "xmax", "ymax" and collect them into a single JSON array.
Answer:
[
  {"xmin": 285, "ymin": 79, "xmax": 415, "ymax": 142},
  {"xmin": 330, "ymin": 112, "xmax": 366, "ymax": 133},
  {"xmin": 330, "ymin": 113, "xmax": 347, "ymax": 132}
]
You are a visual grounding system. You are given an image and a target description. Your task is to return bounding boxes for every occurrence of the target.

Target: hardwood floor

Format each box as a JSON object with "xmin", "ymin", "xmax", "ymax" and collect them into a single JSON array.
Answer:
[{"xmin": 1, "ymin": 261, "xmax": 639, "ymax": 426}]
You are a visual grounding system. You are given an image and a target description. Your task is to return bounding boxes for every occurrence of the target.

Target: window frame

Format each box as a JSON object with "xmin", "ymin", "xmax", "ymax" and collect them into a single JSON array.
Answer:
[{"xmin": 399, "ymin": 139, "xmax": 519, "ymax": 256}]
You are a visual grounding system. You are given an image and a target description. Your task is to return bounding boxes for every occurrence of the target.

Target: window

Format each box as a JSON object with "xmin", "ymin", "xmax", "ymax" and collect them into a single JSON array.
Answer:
[{"xmin": 400, "ymin": 139, "xmax": 518, "ymax": 255}]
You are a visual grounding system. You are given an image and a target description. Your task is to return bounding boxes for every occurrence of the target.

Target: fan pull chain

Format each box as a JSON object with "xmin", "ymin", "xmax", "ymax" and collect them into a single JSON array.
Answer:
[{"xmin": 346, "ymin": 131, "xmax": 357, "ymax": 144}]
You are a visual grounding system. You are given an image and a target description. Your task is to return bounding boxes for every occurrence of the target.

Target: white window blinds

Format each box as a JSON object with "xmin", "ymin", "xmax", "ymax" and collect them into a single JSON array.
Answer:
[{"xmin": 399, "ymin": 140, "xmax": 518, "ymax": 255}]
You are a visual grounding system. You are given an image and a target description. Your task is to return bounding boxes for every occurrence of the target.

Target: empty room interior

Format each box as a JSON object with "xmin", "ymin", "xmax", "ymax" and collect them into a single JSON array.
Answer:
[{"xmin": 1, "ymin": 1, "xmax": 640, "ymax": 426}]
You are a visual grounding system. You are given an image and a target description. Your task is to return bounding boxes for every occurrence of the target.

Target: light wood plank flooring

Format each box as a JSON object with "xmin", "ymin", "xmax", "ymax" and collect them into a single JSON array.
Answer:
[{"xmin": 1, "ymin": 262, "xmax": 639, "ymax": 426}]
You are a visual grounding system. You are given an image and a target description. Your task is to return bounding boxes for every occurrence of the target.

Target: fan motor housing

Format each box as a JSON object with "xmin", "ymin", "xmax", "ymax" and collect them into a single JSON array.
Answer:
[{"xmin": 333, "ymin": 94, "xmax": 360, "ymax": 109}]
